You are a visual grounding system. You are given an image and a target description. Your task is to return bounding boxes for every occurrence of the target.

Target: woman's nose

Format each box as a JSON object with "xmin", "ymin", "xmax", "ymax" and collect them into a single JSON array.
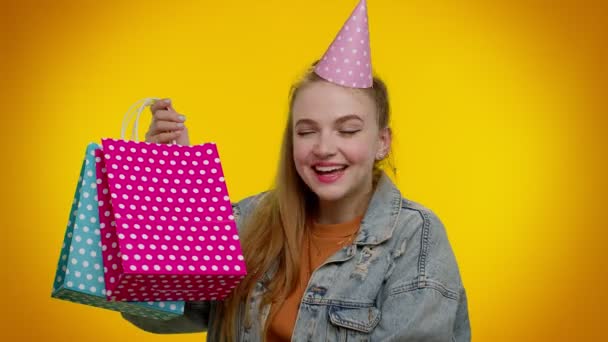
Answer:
[{"xmin": 312, "ymin": 134, "xmax": 337, "ymax": 157}]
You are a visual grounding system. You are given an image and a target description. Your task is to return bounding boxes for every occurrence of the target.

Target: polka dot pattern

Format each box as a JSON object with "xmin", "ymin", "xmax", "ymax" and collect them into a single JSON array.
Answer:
[
  {"xmin": 51, "ymin": 143, "xmax": 183, "ymax": 319},
  {"xmin": 95, "ymin": 139, "xmax": 247, "ymax": 301},
  {"xmin": 314, "ymin": 0, "xmax": 372, "ymax": 88}
]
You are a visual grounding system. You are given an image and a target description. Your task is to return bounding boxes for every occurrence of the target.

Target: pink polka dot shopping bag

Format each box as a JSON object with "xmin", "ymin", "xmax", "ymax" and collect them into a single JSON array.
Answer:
[{"xmin": 94, "ymin": 98, "xmax": 247, "ymax": 302}]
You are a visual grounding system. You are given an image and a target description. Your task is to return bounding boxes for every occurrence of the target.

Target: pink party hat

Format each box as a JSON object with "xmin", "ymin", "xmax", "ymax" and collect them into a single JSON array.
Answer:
[{"xmin": 314, "ymin": 0, "xmax": 372, "ymax": 88}]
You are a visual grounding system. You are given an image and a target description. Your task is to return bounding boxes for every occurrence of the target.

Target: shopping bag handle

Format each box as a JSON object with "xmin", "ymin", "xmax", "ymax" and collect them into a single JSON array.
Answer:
[{"xmin": 120, "ymin": 97, "xmax": 158, "ymax": 141}]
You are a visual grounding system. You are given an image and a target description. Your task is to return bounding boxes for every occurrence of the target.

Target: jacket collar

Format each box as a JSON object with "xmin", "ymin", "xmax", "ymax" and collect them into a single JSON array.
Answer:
[{"xmin": 354, "ymin": 172, "xmax": 403, "ymax": 246}]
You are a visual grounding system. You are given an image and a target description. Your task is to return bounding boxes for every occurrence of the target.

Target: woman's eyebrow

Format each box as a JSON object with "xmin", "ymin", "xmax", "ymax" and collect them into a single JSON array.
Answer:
[
  {"xmin": 335, "ymin": 114, "xmax": 364, "ymax": 124},
  {"xmin": 294, "ymin": 114, "xmax": 363, "ymax": 127},
  {"xmin": 294, "ymin": 118, "xmax": 317, "ymax": 127}
]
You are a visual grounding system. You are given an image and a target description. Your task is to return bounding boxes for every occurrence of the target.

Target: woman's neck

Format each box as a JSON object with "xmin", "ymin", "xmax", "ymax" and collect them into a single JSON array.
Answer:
[{"xmin": 315, "ymin": 182, "xmax": 375, "ymax": 225}]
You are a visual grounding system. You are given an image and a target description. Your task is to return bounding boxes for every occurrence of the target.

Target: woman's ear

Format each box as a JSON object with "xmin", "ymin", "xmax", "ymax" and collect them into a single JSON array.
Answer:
[{"xmin": 375, "ymin": 127, "xmax": 392, "ymax": 160}]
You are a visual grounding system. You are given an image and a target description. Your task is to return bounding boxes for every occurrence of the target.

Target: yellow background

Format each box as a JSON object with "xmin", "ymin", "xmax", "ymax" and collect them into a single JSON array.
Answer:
[{"xmin": 1, "ymin": 0, "xmax": 606, "ymax": 340}]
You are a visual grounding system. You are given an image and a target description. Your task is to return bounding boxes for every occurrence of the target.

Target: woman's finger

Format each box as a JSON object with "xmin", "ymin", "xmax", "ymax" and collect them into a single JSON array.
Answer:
[
  {"xmin": 152, "ymin": 109, "xmax": 186, "ymax": 123},
  {"xmin": 149, "ymin": 98, "xmax": 171, "ymax": 114},
  {"xmin": 149, "ymin": 120, "xmax": 185, "ymax": 134}
]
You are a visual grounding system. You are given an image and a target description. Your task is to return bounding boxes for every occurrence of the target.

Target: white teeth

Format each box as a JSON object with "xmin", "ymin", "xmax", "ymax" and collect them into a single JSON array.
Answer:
[{"xmin": 314, "ymin": 165, "xmax": 345, "ymax": 172}]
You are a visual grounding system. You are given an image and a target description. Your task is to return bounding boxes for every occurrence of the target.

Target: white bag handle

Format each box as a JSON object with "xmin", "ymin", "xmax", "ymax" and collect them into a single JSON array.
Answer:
[{"xmin": 120, "ymin": 97, "xmax": 166, "ymax": 142}]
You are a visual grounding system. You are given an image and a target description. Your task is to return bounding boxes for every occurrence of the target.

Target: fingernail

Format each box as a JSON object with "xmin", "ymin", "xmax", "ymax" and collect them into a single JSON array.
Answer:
[
  {"xmin": 164, "ymin": 98, "xmax": 171, "ymax": 104},
  {"xmin": 177, "ymin": 122, "xmax": 184, "ymax": 128},
  {"xmin": 178, "ymin": 115, "xmax": 186, "ymax": 122}
]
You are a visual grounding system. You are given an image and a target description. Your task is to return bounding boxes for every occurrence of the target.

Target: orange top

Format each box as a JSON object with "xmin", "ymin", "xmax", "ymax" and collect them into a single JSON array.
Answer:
[{"xmin": 266, "ymin": 215, "xmax": 363, "ymax": 342}]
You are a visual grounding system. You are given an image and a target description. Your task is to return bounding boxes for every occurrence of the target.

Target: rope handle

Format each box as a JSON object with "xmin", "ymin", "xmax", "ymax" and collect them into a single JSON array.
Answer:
[{"xmin": 119, "ymin": 97, "xmax": 176, "ymax": 144}]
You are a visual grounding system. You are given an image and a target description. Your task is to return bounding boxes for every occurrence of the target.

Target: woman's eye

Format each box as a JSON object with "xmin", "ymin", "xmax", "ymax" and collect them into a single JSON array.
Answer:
[
  {"xmin": 297, "ymin": 131, "xmax": 315, "ymax": 136},
  {"xmin": 340, "ymin": 129, "xmax": 361, "ymax": 135}
]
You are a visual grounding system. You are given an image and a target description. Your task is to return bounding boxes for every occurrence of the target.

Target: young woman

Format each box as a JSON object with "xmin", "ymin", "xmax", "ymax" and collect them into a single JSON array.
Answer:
[
  {"xmin": 123, "ymin": 64, "xmax": 470, "ymax": 341},
  {"xmin": 123, "ymin": 2, "xmax": 470, "ymax": 341}
]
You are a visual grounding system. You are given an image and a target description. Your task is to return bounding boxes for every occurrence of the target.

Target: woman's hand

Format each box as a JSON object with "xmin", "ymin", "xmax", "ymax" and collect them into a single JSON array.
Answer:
[{"xmin": 145, "ymin": 98, "xmax": 190, "ymax": 145}]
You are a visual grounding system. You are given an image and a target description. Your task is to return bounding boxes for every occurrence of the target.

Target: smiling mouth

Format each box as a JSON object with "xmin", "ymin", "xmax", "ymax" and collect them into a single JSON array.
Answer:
[{"xmin": 312, "ymin": 165, "xmax": 348, "ymax": 175}]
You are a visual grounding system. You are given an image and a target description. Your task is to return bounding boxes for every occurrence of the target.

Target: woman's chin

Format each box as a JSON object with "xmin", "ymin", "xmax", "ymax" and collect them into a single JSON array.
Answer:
[{"xmin": 309, "ymin": 186, "xmax": 347, "ymax": 202}]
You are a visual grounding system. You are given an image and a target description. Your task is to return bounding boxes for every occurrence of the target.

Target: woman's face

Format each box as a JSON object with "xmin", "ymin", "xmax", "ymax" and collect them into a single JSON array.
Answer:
[{"xmin": 291, "ymin": 80, "xmax": 390, "ymax": 204}]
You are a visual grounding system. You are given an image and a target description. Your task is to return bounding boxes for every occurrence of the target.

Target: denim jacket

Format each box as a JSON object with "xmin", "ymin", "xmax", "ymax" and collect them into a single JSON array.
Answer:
[{"xmin": 123, "ymin": 173, "xmax": 471, "ymax": 341}]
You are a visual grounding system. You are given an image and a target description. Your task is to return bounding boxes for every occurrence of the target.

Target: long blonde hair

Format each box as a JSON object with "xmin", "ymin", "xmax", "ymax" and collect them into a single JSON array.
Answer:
[{"xmin": 214, "ymin": 62, "xmax": 392, "ymax": 341}]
